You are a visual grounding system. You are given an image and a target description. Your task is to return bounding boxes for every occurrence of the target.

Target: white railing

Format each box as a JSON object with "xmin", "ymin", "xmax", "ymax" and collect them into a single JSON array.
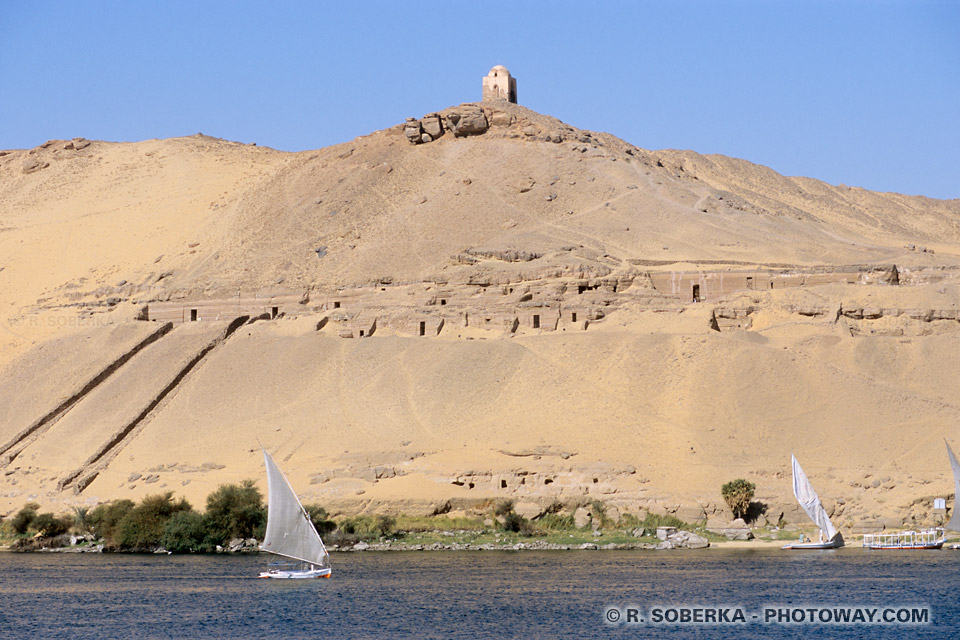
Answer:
[{"xmin": 862, "ymin": 529, "xmax": 943, "ymax": 548}]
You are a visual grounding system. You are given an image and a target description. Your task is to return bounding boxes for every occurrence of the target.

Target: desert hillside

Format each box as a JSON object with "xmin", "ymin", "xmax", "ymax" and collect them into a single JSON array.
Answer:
[{"xmin": 2, "ymin": 101, "xmax": 960, "ymax": 535}]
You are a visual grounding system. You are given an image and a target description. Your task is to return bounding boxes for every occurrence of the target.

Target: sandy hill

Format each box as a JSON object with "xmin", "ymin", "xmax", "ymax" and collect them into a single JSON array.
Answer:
[{"xmin": 1, "ymin": 102, "xmax": 960, "ymax": 535}]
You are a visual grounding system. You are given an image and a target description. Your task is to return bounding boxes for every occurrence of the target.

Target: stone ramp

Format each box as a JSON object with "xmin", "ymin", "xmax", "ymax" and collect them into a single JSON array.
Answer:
[
  {"xmin": 63, "ymin": 317, "xmax": 249, "ymax": 493},
  {"xmin": 3, "ymin": 317, "xmax": 247, "ymax": 493},
  {"xmin": 0, "ymin": 322, "xmax": 172, "ymax": 466}
]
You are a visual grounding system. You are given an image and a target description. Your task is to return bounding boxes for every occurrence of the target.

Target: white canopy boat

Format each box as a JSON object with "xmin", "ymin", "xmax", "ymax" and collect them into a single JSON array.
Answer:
[
  {"xmin": 781, "ymin": 454, "xmax": 844, "ymax": 550},
  {"xmin": 258, "ymin": 448, "xmax": 332, "ymax": 579},
  {"xmin": 863, "ymin": 529, "xmax": 943, "ymax": 550},
  {"xmin": 862, "ymin": 440, "xmax": 954, "ymax": 551}
]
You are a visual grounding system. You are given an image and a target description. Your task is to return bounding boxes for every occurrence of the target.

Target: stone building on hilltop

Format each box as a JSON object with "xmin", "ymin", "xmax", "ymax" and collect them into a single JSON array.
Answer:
[{"xmin": 482, "ymin": 65, "xmax": 517, "ymax": 103}]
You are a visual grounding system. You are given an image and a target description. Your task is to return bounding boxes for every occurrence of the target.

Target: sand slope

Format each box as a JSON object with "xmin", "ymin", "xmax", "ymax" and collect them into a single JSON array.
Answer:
[{"xmin": 1, "ymin": 104, "xmax": 959, "ymax": 534}]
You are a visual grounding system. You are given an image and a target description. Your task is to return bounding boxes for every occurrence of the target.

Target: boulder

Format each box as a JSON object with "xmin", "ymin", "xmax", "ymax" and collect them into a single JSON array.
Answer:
[
  {"xmin": 489, "ymin": 111, "xmax": 513, "ymax": 127},
  {"xmin": 514, "ymin": 501, "xmax": 542, "ymax": 520},
  {"xmin": 707, "ymin": 518, "xmax": 754, "ymax": 540},
  {"xmin": 573, "ymin": 506, "xmax": 591, "ymax": 529},
  {"xmin": 64, "ymin": 137, "xmax": 91, "ymax": 151},
  {"xmin": 656, "ymin": 526, "xmax": 677, "ymax": 541},
  {"xmin": 22, "ymin": 158, "xmax": 49, "ymax": 174},
  {"xmin": 404, "ymin": 120, "xmax": 422, "ymax": 144},
  {"xmin": 667, "ymin": 530, "xmax": 709, "ymax": 549},
  {"xmin": 421, "ymin": 114, "xmax": 443, "ymax": 138},
  {"xmin": 674, "ymin": 504, "xmax": 707, "ymax": 524},
  {"xmin": 719, "ymin": 528, "xmax": 753, "ymax": 540},
  {"xmin": 445, "ymin": 108, "xmax": 488, "ymax": 137}
]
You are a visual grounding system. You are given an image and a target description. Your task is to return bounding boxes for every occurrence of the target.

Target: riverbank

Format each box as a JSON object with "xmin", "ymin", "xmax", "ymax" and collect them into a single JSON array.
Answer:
[{"xmin": 0, "ymin": 531, "xmax": 828, "ymax": 554}]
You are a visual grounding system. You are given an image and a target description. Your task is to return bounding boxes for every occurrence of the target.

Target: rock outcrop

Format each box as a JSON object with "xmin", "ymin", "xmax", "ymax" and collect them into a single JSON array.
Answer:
[{"xmin": 656, "ymin": 530, "xmax": 710, "ymax": 549}]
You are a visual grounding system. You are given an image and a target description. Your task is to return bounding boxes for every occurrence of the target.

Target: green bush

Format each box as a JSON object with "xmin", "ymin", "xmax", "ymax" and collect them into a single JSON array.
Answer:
[
  {"xmin": 89, "ymin": 500, "xmax": 135, "ymax": 543},
  {"xmin": 721, "ymin": 479, "xmax": 756, "ymax": 520},
  {"xmin": 161, "ymin": 511, "xmax": 211, "ymax": 553},
  {"xmin": 115, "ymin": 492, "xmax": 193, "ymax": 551},
  {"xmin": 11, "ymin": 503, "xmax": 40, "ymax": 535},
  {"xmin": 590, "ymin": 500, "xmax": 620, "ymax": 528},
  {"xmin": 72, "ymin": 506, "xmax": 91, "ymax": 532},
  {"xmin": 636, "ymin": 511, "xmax": 690, "ymax": 531},
  {"xmin": 339, "ymin": 514, "xmax": 396, "ymax": 538},
  {"xmin": 493, "ymin": 500, "xmax": 515, "ymax": 517},
  {"xmin": 203, "ymin": 480, "xmax": 265, "ymax": 544},
  {"xmin": 537, "ymin": 512, "xmax": 575, "ymax": 531},
  {"xmin": 393, "ymin": 514, "xmax": 486, "ymax": 532},
  {"xmin": 303, "ymin": 504, "xmax": 337, "ymax": 536},
  {"xmin": 502, "ymin": 512, "xmax": 535, "ymax": 536},
  {"xmin": 32, "ymin": 513, "xmax": 72, "ymax": 537}
]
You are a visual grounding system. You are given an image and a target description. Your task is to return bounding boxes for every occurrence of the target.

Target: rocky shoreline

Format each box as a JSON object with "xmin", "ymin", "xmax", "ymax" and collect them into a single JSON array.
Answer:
[{"xmin": 4, "ymin": 527, "xmax": 724, "ymax": 553}]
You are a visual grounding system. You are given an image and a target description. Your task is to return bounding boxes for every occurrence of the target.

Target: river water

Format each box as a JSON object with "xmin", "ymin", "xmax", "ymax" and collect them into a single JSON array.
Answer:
[{"xmin": 0, "ymin": 548, "xmax": 957, "ymax": 639}]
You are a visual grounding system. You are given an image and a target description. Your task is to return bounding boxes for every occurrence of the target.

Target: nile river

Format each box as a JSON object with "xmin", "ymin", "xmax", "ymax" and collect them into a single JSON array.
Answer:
[{"xmin": 1, "ymin": 549, "xmax": 958, "ymax": 639}]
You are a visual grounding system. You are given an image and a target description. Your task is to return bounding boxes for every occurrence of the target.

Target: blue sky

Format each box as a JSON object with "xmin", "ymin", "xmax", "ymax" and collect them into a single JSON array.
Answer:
[{"xmin": 1, "ymin": 1, "xmax": 957, "ymax": 198}]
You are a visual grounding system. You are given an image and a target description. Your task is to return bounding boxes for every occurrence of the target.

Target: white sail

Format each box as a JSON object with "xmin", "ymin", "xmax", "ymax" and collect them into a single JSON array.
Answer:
[
  {"xmin": 791, "ymin": 454, "xmax": 839, "ymax": 542},
  {"xmin": 946, "ymin": 440, "xmax": 960, "ymax": 532},
  {"xmin": 261, "ymin": 448, "xmax": 328, "ymax": 566}
]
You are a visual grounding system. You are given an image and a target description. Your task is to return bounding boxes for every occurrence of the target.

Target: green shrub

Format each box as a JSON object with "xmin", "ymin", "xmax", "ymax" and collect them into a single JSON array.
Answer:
[
  {"xmin": 302, "ymin": 504, "xmax": 337, "ymax": 536},
  {"xmin": 203, "ymin": 480, "xmax": 265, "ymax": 544},
  {"xmin": 161, "ymin": 511, "xmax": 211, "ymax": 553},
  {"xmin": 376, "ymin": 515, "xmax": 396, "ymax": 537},
  {"xmin": 72, "ymin": 506, "xmax": 91, "ymax": 532},
  {"xmin": 89, "ymin": 500, "xmax": 135, "ymax": 544},
  {"xmin": 32, "ymin": 513, "xmax": 72, "ymax": 537},
  {"xmin": 493, "ymin": 500, "xmax": 515, "ymax": 517},
  {"xmin": 721, "ymin": 479, "xmax": 756, "ymax": 520},
  {"xmin": 393, "ymin": 515, "xmax": 485, "ymax": 533},
  {"xmin": 637, "ymin": 511, "xmax": 690, "ymax": 531},
  {"xmin": 537, "ymin": 512, "xmax": 575, "ymax": 531},
  {"xmin": 116, "ymin": 492, "xmax": 193, "ymax": 551},
  {"xmin": 339, "ymin": 514, "xmax": 396, "ymax": 538},
  {"xmin": 11, "ymin": 503, "xmax": 39, "ymax": 535},
  {"xmin": 590, "ymin": 500, "xmax": 606, "ymax": 518},
  {"xmin": 591, "ymin": 500, "xmax": 620, "ymax": 528},
  {"xmin": 502, "ymin": 512, "xmax": 535, "ymax": 536}
]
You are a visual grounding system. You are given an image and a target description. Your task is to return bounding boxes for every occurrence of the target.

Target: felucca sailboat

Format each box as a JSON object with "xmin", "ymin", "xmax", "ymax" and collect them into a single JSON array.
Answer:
[
  {"xmin": 258, "ymin": 448, "xmax": 332, "ymax": 579},
  {"xmin": 782, "ymin": 454, "xmax": 844, "ymax": 549}
]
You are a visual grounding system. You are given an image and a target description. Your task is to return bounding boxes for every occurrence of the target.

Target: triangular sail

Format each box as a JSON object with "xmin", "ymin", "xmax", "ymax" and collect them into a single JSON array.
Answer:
[
  {"xmin": 945, "ymin": 440, "xmax": 960, "ymax": 531},
  {"xmin": 791, "ymin": 454, "xmax": 839, "ymax": 542},
  {"xmin": 261, "ymin": 448, "xmax": 328, "ymax": 566}
]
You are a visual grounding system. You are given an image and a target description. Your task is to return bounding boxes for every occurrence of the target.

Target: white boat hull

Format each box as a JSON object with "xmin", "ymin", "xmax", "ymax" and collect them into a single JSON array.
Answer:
[
  {"xmin": 259, "ymin": 567, "xmax": 332, "ymax": 579},
  {"xmin": 863, "ymin": 542, "xmax": 943, "ymax": 550},
  {"xmin": 862, "ymin": 529, "xmax": 943, "ymax": 550},
  {"xmin": 781, "ymin": 540, "xmax": 841, "ymax": 550}
]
